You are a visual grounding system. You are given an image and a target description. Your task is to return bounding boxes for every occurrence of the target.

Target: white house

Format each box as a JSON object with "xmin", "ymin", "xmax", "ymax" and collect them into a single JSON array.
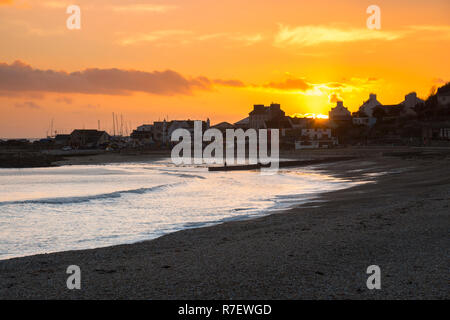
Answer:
[
  {"xmin": 301, "ymin": 128, "xmax": 332, "ymax": 139},
  {"xmin": 359, "ymin": 93, "xmax": 382, "ymax": 117},
  {"xmin": 295, "ymin": 128, "xmax": 337, "ymax": 149},
  {"xmin": 352, "ymin": 93, "xmax": 382, "ymax": 127}
]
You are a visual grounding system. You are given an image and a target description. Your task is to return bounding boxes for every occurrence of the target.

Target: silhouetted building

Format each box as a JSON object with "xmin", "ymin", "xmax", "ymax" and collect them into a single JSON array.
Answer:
[
  {"xmin": 422, "ymin": 125, "xmax": 450, "ymax": 143},
  {"xmin": 167, "ymin": 120, "xmax": 210, "ymax": 141},
  {"xmin": 211, "ymin": 122, "xmax": 235, "ymax": 132},
  {"xmin": 288, "ymin": 117, "xmax": 314, "ymax": 129},
  {"xmin": 152, "ymin": 121, "xmax": 168, "ymax": 144},
  {"xmin": 136, "ymin": 124, "xmax": 153, "ymax": 132},
  {"xmin": 329, "ymin": 101, "xmax": 351, "ymax": 122},
  {"xmin": 295, "ymin": 128, "xmax": 337, "ymax": 149},
  {"xmin": 437, "ymin": 85, "xmax": 450, "ymax": 106},
  {"xmin": 359, "ymin": 93, "xmax": 382, "ymax": 117},
  {"xmin": 54, "ymin": 134, "xmax": 71, "ymax": 146},
  {"xmin": 234, "ymin": 117, "xmax": 250, "ymax": 129},
  {"xmin": 70, "ymin": 130, "xmax": 110, "ymax": 148},
  {"xmin": 352, "ymin": 114, "xmax": 376, "ymax": 126},
  {"xmin": 131, "ymin": 125, "xmax": 154, "ymax": 145},
  {"xmin": 402, "ymin": 92, "xmax": 423, "ymax": 112},
  {"xmin": 248, "ymin": 103, "xmax": 286, "ymax": 129}
]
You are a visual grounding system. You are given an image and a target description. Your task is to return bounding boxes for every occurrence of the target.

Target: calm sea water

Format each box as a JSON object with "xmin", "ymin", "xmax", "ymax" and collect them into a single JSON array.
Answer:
[{"xmin": 0, "ymin": 159, "xmax": 360, "ymax": 260}]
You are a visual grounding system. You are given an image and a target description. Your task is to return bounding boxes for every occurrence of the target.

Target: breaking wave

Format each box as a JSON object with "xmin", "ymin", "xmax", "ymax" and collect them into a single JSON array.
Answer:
[
  {"xmin": 160, "ymin": 171, "xmax": 206, "ymax": 179},
  {"xmin": 0, "ymin": 183, "xmax": 179, "ymax": 206}
]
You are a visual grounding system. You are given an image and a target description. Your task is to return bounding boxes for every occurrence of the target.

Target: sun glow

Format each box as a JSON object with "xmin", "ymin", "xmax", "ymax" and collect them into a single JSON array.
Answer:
[{"xmin": 290, "ymin": 113, "xmax": 329, "ymax": 119}]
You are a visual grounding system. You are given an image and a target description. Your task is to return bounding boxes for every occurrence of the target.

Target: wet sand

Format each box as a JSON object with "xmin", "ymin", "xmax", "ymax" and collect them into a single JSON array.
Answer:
[
  {"xmin": 54, "ymin": 150, "xmax": 171, "ymax": 166},
  {"xmin": 0, "ymin": 150, "xmax": 449, "ymax": 299},
  {"xmin": 0, "ymin": 150, "xmax": 171, "ymax": 168}
]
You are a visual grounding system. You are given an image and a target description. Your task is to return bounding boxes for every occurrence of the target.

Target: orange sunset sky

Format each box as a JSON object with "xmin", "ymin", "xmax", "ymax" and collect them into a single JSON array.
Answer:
[{"xmin": 0, "ymin": 0, "xmax": 449, "ymax": 138}]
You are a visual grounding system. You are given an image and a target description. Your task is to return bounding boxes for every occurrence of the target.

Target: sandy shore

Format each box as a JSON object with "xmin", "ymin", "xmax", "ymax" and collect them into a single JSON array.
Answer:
[{"xmin": 0, "ymin": 149, "xmax": 449, "ymax": 299}]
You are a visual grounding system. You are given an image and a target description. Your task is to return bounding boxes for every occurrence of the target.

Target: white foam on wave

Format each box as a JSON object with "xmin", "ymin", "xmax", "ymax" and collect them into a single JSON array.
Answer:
[{"xmin": 0, "ymin": 183, "xmax": 180, "ymax": 206}]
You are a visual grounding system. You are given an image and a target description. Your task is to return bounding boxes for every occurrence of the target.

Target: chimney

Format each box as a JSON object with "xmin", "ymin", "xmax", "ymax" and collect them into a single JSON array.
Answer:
[{"xmin": 406, "ymin": 92, "xmax": 416, "ymax": 99}]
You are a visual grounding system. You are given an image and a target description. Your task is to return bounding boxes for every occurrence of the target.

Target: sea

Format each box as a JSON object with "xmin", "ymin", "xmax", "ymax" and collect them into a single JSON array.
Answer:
[{"xmin": 0, "ymin": 158, "xmax": 362, "ymax": 260}]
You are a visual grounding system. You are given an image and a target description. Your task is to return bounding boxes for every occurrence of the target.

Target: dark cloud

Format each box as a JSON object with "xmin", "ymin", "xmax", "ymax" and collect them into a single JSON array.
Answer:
[
  {"xmin": 263, "ymin": 78, "xmax": 312, "ymax": 91},
  {"xmin": 0, "ymin": 61, "xmax": 243, "ymax": 96},
  {"xmin": 212, "ymin": 79, "xmax": 245, "ymax": 87}
]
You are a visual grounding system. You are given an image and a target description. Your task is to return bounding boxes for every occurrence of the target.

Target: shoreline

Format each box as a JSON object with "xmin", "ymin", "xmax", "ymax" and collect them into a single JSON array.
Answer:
[
  {"xmin": 1, "ymin": 145, "xmax": 448, "ymax": 169},
  {"xmin": 0, "ymin": 151, "xmax": 449, "ymax": 299},
  {"xmin": 0, "ymin": 157, "xmax": 363, "ymax": 262},
  {"xmin": 0, "ymin": 150, "xmax": 172, "ymax": 168}
]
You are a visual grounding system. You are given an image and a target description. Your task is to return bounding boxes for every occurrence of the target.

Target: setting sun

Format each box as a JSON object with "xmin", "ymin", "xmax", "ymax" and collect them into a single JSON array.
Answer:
[
  {"xmin": 0, "ymin": 0, "xmax": 449, "ymax": 138},
  {"xmin": 0, "ymin": 0, "xmax": 449, "ymax": 302}
]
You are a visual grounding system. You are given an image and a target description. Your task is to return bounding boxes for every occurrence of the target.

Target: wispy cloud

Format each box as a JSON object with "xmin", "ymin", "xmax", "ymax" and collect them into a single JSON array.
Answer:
[
  {"xmin": 119, "ymin": 30, "xmax": 263, "ymax": 47},
  {"xmin": 2, "ymin": 19, "xmax": 65, "ymax": 37},
  {"xmin": 40, "ymin": 1, "xmax": 68, "ymax": 9},
  {"xmin": 111, "ymin": 4, "xmax": 178, "ymax": 13},
  {"xmin": 407, "ymin": 25, "xmax": 450, "ymax": 32},
  {"xmin": 195, "ymin": 32, "xmax": 263, "ymax": 46},
  {"xmin": 406, "ymin": 25, "xmax": 450, "ymax": 40},
  {"xmin": 118, "ymin": 30, "xmax": 193, "ymax": 46},
  {"xmin": 228, "ymin": 33, "xmax": 263, "ymax": 46},
  {"xmin": 5, "ymin": 1, "xmax": 177, "ymax": 12},
  {"xmin": 274, "ymin": 24, "xmax": 404, "ymax": 47}
]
